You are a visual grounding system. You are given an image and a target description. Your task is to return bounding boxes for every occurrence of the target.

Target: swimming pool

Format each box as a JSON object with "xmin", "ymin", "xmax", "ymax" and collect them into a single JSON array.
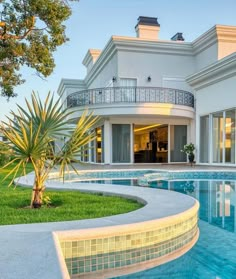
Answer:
[
  {"xmin": 107, "ymin": 178, "xmax": 236, "ymax": 279},
  {"xmin": 66, "ymin": 170, "xmax": 236, "ymax": 279}
]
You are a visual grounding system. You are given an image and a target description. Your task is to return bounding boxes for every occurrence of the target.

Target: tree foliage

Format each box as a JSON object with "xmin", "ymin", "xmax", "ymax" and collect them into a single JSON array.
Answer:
[{"xmin": 0, "ymin": 0, "xmax": 78, "ymax": 98}]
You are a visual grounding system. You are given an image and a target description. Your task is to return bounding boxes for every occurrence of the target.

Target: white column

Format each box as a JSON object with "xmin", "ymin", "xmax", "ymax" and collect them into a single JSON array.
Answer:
[
  {"xmin": 223, "ymin": 111, "xmax": 226, "ymax": 164},
  {"xmin": 130, "ymin": 124, "xmax": 134, "ymax": 163},
  {"xmin": 189, "ymin": 118, "xmax": 196, "ymax": 162},
  {"xmin": 168, "ymin": 125, "xmax": 170, "ymax": 163},
  {"xmin": 190, "ymin": 118, "xmax": 196, "ymax": 144},
  {"xmin": 88, "ymin": 140, "xmax": 91, "ymax": 163},
  {"xmin": 103, "ymin": 120, "xmax": 111, "ymax": 164},
  {"xmin": 209, "ymin": 114, "xmax": 213, "ymax": 164},
  {"xmin": 196, "ymin": 115, "xmax": 200, "ymax": 163}
]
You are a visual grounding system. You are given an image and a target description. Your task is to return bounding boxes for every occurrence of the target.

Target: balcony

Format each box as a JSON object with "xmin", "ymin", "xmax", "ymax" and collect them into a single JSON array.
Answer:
[{"xmin": 67, "ymin": 87, "xmax": 194, "ymax": 108}]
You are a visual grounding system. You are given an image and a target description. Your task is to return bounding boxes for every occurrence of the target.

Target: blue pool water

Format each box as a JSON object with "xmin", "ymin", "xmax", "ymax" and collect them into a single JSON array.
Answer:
[{"xmin": 95, "ymin": 178, "xmax": 236, "ymax": 279}]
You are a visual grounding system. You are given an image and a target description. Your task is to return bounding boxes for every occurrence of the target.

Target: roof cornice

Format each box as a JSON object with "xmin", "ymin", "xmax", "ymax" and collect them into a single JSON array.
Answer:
[
  {"xmin": 192, "ymin": 25, "xmax": 236, "ymax": 55},
  {"xmin": 192, "ymin": 26, "xmax": 218, "ymax": 55},
  {"xmin": 57, "ymin": 78, "xmax": 86, "ymax": 96},
  {"xmin": 186, "ymin": 52, "xmax": 236, "ymax": 90},
  {"xmin": 84, "ymin": 25, "xmax": 236, "ymax": 87},
  {"xmin": 216, "ymin": 25, "xmax": 236, "ymax": 43},
  {"xmin": 85, "ymin": 36, "xmax": 193, "ymax": 87},
  {"xmin": 112, "ymin": 36, "xmax": 193, "ymax": 55}
]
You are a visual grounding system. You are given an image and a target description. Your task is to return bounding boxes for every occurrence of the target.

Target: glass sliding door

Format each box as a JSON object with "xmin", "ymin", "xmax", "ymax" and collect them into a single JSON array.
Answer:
[
  {"xmin": 133, "ymin": 124, "xmax": 167, "ymax": 163},
  {"xmin": 156, "ymin": 126, "xmax": 168, "ymax": 163},
  {"xmin": 170, "ymin": 125, "xmax": 187, "ymax": 162},
  {"xmin": 212, "ymin": 112, "xmax": 224, "ymax": 163},
  {"xmin": 225, "ymin": 109, "xmax": 235, "ymax": 164},
  {"xmin": 200, "ymin": 115, "xmax": 209, "ymax": 163},
  {"xmin": 200, "ymin": 110, "xmax": 236, "ymax": 164},
  {"xmin": 112, "ymin": 124, "xmax": 130, "ymax": 163}
]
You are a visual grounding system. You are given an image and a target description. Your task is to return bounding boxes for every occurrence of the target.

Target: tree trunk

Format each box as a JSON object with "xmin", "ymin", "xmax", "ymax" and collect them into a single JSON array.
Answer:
[{"xmin": 30, "ymin": 185, "xmax": 45, "ymax": 208}]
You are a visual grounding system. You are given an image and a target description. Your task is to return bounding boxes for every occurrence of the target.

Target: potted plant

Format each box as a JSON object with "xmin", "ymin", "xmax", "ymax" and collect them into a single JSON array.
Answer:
[{"xmin": 181, "ymin": 143, "xmax": 195, "ymax": 164}]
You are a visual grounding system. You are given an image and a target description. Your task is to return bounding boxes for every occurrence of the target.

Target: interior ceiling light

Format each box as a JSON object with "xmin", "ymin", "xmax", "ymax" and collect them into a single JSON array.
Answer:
[{"xmin": 134, "ymin": 124, "xmax": 162, "ymax": 132}]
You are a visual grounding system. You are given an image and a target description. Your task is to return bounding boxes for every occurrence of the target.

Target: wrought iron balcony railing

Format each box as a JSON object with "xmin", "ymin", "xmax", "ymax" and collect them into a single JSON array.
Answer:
[{"xmin": 67, "ymin": 87, "xmax": 194, "ymax": 108}]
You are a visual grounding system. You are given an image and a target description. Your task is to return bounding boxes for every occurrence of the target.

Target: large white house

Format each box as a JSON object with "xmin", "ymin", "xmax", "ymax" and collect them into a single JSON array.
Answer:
[{"xmin": 58, "ymin": 16, "xmax": 236, "ymax": 166}]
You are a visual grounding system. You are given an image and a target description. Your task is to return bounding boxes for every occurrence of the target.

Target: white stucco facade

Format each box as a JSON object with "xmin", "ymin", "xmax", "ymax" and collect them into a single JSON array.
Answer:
[
  {"xmin": 58, "ymin": 16, "xmax": 236, "ymax": 166},
  {"xmin": 187, "ymin": 53, "xmax": 236, "ymax": 165}
]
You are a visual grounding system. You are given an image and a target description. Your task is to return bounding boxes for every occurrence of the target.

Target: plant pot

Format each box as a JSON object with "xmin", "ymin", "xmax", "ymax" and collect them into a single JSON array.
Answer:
[{"xmin": 188, "ymin": 153, "xmax": 195, "ymax": 163}]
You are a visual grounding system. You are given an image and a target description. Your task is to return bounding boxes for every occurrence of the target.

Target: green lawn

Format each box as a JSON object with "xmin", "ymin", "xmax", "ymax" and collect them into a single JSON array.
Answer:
[{"xmin": 0, "ymin": 164, "xmax": 143, "ymax": 225}]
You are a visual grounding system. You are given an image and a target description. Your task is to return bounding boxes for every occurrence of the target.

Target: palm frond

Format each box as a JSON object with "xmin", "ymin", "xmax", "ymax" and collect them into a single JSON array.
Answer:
[{"xmin": 1, "ymin": 91, "xmax": 100, "ymax": 196}]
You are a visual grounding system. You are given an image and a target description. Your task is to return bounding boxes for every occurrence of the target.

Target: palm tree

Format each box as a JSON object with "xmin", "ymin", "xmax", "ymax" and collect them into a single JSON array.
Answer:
[{"xmin": 0, "ymin": 92, "xmax": 98, "ymax": 208}]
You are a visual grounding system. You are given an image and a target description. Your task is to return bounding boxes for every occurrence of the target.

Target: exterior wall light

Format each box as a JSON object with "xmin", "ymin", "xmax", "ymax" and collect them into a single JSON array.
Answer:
[
  {"xmin": 147, "ymin": 76, "xmax": 151, "ymax": 82},
  {"xmin": 112, "ymin": 76, "xmax": 117, "ymax": 82}
]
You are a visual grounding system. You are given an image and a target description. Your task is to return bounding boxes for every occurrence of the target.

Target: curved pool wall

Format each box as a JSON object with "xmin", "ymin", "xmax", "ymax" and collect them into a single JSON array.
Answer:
[
  {"xmin": 13, "ymin": 172, "xmax": 199, "ymax": 279},
  {"xmin": 49, "ymin": 169, "xmax": 157, "ymax": 182},
  {"xmin": 57, "ymin": 205, "xmax": 198, "ymax": 278}
]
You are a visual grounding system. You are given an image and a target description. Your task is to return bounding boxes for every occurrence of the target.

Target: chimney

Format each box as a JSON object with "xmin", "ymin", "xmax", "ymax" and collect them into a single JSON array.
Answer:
[
  {"xmin": 171, "ymin": 32, "xmax": 185, "ymax": 41},
  {"xmin": 135, "ymin": 16, "xmax": 160, "ymax": 40},
  {"xmin": 82, "ymin": 49, "xmax": 102, "ymax": 74}
]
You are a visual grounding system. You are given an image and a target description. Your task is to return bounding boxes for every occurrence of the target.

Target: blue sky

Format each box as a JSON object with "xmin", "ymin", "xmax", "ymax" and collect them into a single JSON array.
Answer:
[{"xmin": 1, "ymin": 0, "xmax": 236, "ymax": 121}]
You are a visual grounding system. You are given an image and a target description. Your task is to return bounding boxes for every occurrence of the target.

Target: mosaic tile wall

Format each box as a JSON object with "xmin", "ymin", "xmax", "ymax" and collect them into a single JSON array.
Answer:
[{"xmin": 60, "ymin": 214, "xmax": 198, "ymax": 277}]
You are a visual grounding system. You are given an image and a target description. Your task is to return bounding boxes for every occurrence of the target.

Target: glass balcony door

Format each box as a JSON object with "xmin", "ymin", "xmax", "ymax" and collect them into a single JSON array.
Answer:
[
  {"xmin": 119, "ymin": 78, "xmax": 137, "ymax": 102},
  {"xmin": 119, "ymin": 78, "xmax": 137, "ymax": 87}
]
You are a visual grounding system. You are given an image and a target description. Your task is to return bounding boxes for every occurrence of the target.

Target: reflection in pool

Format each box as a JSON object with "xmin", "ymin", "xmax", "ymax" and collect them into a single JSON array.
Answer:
[{"xmin": 151, "ymin": 179, "xmax": 235, "ymax": 234}]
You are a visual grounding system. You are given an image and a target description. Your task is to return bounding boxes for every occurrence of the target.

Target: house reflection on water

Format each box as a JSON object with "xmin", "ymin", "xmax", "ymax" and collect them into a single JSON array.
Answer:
[{"xmin": 150, "ymin": 179, "xmax": 236, "ymax": 233}]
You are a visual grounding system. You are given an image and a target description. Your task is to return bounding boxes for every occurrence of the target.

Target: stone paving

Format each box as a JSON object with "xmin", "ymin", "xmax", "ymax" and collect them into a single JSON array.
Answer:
[{"xmin": 0, "ymin": 172, "xmax": 197, "ymax": 279}]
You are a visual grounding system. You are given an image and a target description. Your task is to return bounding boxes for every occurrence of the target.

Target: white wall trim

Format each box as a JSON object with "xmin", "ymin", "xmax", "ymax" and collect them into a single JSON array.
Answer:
[
  {"xmin": 57, "ymin": 79, "xmax": 86, "ymax": 97},
  {"xmin": 186, "ymin": 52, "xmax": 236, "ymax": 90}
]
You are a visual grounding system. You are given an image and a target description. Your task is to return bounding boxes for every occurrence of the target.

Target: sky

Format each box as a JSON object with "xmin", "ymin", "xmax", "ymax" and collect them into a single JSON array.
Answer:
[{"xmin": 1, "ymin": 0, "xmax": 236, "ymax": 121}]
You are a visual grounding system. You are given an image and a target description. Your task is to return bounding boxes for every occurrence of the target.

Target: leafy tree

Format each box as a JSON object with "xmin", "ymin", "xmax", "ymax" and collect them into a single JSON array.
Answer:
[
  {"xmin": 0, "ymin": 0, "xmax": 78, "ymax": 98},
  {"xmin": 0, "ymin": 91, "xmax": 98, "ymax": 208}
]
